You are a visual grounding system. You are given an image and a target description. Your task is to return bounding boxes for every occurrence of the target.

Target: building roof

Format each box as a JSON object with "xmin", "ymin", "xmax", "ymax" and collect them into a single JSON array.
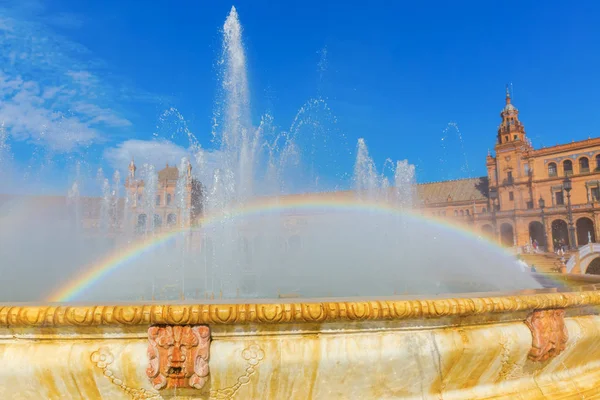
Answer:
[
  {"xmin": 158, "ymin": 165, "xmax": 179, "ymax": 181},
  {"xmin": 531, "ymin": 137, "xmax": 600, "ymax": 158},
  {"xmin": 79, "ymin": 196, "xmax": 126, "ymax": 218},
  {"xmin": 416, "ymin": 177, "xmax": 489, "ymax": 205},
  {"xmin": 0, "ymin": 194, "xmax": 70, "ymax": 221},
  {"xmin": 0, "ymin": 194, "xmax": 126, "ymax": 220},
  {"xmin": 0, "ymin": 176, "xmax": 491, "ymax": 218}
]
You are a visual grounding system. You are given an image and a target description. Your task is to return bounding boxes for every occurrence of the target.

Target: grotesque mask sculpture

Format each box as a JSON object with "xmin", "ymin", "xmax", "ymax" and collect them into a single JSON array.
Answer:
[
  {"xmin": 525, "ymin": 309, "xmax": 568, "ymax": 362},
  {"xmin": 146, "ymin": 325, "xmax": 210, "ymax": 390}
]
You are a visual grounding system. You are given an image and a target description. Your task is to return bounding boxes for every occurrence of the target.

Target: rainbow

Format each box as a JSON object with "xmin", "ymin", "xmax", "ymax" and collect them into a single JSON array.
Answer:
[{"xmin": 47, "ymin": 194, "xmax": 508, "ymax": 302}]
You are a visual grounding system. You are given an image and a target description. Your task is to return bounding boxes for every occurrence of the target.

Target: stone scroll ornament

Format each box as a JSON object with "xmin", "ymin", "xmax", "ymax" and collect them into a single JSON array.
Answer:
[
  {"xmin": 524, "ymin": 309, "xmax": 568, "ymax": 362},
  {"xmin": 146, "ymin": 325, "xmax": 211, "ymax": 390}
]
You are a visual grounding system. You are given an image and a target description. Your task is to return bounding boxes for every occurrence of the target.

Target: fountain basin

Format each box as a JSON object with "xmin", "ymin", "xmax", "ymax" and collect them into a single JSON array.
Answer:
[{"xmin": 2, "ymin": 274, "xmax": 600, "ymax": 399}]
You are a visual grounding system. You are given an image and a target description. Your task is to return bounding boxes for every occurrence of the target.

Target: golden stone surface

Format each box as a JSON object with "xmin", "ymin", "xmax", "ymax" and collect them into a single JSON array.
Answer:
[
  {"xmin": 2, "ymin": 288, "xmax": 600, "ymax": 327},
  {"xmin": 3, "ymin": 284, "xmax": 600, "ymax": 399}
]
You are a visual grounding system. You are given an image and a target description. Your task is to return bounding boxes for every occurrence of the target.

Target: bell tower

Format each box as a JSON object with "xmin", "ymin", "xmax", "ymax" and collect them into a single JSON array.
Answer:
[
  {"xmin": 128, "ymin": 158, "xmax": 136, "ymax": 179},
  {"xmin": 497, "ymin": 86, "xmax": 526, "ymax": 145},
  {"xmin": 487, "ymin": 86, "xmax": 534, "ymax": 246}
]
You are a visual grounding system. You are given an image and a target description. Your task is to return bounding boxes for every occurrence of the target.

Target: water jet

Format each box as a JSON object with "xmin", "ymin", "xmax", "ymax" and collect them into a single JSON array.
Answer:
[{"xmin": 2, "ymin": 6, "xmax": 600, "ymax": 400}]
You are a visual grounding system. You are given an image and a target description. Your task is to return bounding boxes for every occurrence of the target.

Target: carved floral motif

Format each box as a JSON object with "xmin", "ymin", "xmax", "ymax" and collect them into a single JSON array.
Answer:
[
  {"xmin": 91, "ymin": 348, "xmax": 160, "ymax": 400},
  {"xmin": 147, "ymin": 325, "xmax": 210, "ymax": 390},
  {"xmin": 92, "ymin": 343, "xmax": 264, "ymax": 400},
  {"xmin": 210, "ymin": 344, "xmax": 265, "ymax": 400},
  {"xmin": 4, "ymin": 289, "xmax": 600, "ymax": 326},
  {"xmin": 524, "ymin": 309, "xmax": 568, "ymax": 362}
]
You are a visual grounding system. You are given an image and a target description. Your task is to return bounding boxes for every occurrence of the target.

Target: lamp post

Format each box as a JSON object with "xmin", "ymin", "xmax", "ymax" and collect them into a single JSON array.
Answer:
[
  {"xmin": 489, "ymin": 187, "xmax": 498, "ymax": 241},
  {"xmin": 563, "ymin": 176, "xmax": 577, "ymax": 250},
  {"xmin": 539, "ymin": 196, "xmax": 548, "ymax": 252}
]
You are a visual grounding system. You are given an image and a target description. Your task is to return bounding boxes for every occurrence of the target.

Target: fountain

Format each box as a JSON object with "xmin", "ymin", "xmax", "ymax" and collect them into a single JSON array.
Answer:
[{"xmin": 1, "ymin": 5, "xmax": 600, "ymax": 399}]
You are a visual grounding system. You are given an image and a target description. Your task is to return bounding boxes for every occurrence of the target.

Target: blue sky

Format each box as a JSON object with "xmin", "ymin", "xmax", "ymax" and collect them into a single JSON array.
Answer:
[{"xmin": 1, "ymin": 0, "xmax": 599, "ymax": 194}]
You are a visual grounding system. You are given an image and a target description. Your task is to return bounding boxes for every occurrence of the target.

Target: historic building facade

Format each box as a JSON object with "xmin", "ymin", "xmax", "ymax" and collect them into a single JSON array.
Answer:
[
  {"xmin": 419, "ymin": 89, "xmax": 600, "ymax": 250},
  {"xmin": 124, "ymin": 160, "xmax": 203, "ymax": 233},
  {"xmin": 86, "ymin": 89, "xmax": 600, "ymax": 250},
  {"xmin": 4, "ymin": 88, "xmax": 599, "ymax": 253}
]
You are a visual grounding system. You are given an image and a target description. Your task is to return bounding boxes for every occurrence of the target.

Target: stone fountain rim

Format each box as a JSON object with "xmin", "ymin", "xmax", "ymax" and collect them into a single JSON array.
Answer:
[{"xmin": 2, "ymin": 286, "xmax": 600, "ymax": 327}]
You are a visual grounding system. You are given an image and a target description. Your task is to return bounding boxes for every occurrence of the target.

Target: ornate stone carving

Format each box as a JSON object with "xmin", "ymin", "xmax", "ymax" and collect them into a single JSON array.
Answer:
[
  {"xmin": 524, "ymin": 309, "xmax": 568, "ymax": 362},
  {"xmin": 4, "ymin": 289, "xmax": 600, "ymax": 326},
  {"xmin": 91, "ymin": 348, "xmax": 160, "ymax": 400},
  {"xmin": 92, "ymin": 343, "xmax": 263, "ymax": 400},
  {"xmin": 210, "ymin": 344, "xmax": 265, "ymax": 400},
  {"xmin": 146, "ymin": 325, "xmax": 210, "ymax": 390}
]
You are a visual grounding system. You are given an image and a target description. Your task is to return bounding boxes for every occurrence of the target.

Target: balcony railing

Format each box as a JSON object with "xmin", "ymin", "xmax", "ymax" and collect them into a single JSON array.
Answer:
[
  {"xmin": 470, "ymin": 203, "xmax": 600, "ymax": 220},
  {"xmin": 502, "ymin": 177, "xmax": 514, "ymax": 185}
]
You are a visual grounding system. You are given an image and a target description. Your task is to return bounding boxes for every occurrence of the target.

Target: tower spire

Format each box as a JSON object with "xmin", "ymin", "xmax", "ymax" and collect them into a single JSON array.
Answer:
[
  {"xmin": 497, "ymin": 85, "xmax": 526, "ymax": 145},
  {"xmin": 128, "ymin": 157, "xmax": 136, "ymax": 178}
]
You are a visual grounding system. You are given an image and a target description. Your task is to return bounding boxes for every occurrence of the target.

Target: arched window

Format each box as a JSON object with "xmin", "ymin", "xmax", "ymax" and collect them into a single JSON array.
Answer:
[
  {"xmin": 167, "ymin": 213, "xmax": 177, "ymax": 226},
  {"xmin": 155, "ymin": 195, "xmax": 161, "ymax": 206},
  {"xmin": 136, "ymin": 214, "xmax": 147, "ymax": 233},
  {"xmin": 454, "ymin": 210, "xmax": 458, "ymax": 216},
  {"xmin": 482, "ymin": 207, "xmax": 487, "ymax": 213},
  {"xmin": 596, "ymin": 154, "xmax": 600, "ymax": 171},
  {"xmin": 465, "ymin": 209, "xmax": 470, "ymax": 216},
  {"xmin": 500, "ymin": 223, "xmax": 515, "ymax": 247},
  {"xmin": 579, "ymin": 157, "xmax": 590, "ymax": 173},
  {"xmin": 288, "ymin": 235, "xmax": 302, "ymax": 251},
  {"xmin": 563, "ymin": 160, "xmax": 573, "ymax": 176},
  {"xmin": 548, "ymin": 162, "xmax": 557, "ymax": 177},
  {"xmin": 154, "ymin": 214, "xmax": 162, "ymax": 227},
  {"xmin": 167, "ymin": 193, "xmax": 172, "ymax": 205}
]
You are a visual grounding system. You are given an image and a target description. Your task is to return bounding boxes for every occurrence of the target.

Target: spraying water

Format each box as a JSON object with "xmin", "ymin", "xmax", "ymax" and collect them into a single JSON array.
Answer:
[
  {"xmin": 0, "ymin": 123, "xmax": 9, "ymax": 168},
  {"xmin": 0, "ymin": 6, "xmax": 541, "ymax": 302},
  {"xmin": 111, "ymin": 170, "xmax": 121, "ymax": 230},
  {"xmin": 215, "ymin": 6, "xmax": 255, "ymax": 202},
  {"xmin": 175, "ymin": 158, "xmax": 192, "ymax": 229},
  {"xmin": 66, "ymin": 181, "xmax": 81, "ymax": 232},
  {"xmin": 140, "ymin": 164, "xmax": 158, "ymax": 234},
  {"xmin": 440, "ymin": 122, "xmax": 472, "ymax": 180}
]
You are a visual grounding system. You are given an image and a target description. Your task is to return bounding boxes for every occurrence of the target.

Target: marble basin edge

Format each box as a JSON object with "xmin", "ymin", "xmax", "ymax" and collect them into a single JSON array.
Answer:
[{"xmin": 2, "ymin": 278, "xmax": 600, "ymax": 399}]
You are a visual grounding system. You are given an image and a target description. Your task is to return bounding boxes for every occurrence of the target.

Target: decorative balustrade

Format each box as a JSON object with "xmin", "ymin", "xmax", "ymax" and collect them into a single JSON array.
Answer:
[{"xmin": 566, "ymin": 242, "xmax": 600, "ymax": 273}]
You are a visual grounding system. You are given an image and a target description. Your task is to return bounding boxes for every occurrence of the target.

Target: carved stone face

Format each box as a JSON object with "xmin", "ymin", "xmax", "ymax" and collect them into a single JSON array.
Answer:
[
  {"xmin": 146, "ymin": 325, "xmax": 210, "ymax": 390},
  {"xmin": 525, "ymin": 309, "xmax": 568, "ymax": 362}
]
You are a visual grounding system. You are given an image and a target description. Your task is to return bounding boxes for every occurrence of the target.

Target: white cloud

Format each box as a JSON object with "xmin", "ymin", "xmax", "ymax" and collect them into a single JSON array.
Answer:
[
  {"xmin": 66, "ymin": 70, "xmax": 96, "ymax": 87},
  {"xmin": 0, "ymin": 3, "xmax": 142, "ymax": 152},
  {"xmin": 103, "ymin": 139, "xmax": 224, "ymax": 184},
  {"xmin": 0, "ymin": 74, "xmax": 98, "ymax": 150},
  {"xmin": 104, "ymin": 140, "xmax": 190, "ymax": 170},
  {"xmin": 41, "ymin": 86, "xmax": 62, "ymax": 99},
  {"xmin": 72, "ymin": 102, "xmax": 132, "ymax": 127},
  {"xmin": 0, "ymin": 16, "xmax": 14, "ymax": 32}
]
